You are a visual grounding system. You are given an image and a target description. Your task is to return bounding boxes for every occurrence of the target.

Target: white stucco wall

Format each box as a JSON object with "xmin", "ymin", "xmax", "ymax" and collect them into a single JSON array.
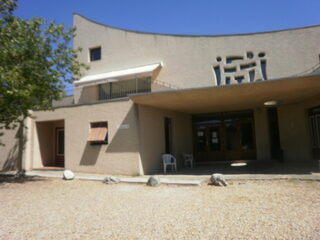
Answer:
[{"xmin": 73, "ymin": 14, "xmax": 320, "ymax": 100}]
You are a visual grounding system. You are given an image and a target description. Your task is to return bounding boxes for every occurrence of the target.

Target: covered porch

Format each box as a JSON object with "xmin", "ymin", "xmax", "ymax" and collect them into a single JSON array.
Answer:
[
  {"xmin": 167, "ymin": 160, "xmax": 319, "ymax": 175},
  {"xmin": 131, "ymin": 73, "xmax": 320, "ymax": 174}
]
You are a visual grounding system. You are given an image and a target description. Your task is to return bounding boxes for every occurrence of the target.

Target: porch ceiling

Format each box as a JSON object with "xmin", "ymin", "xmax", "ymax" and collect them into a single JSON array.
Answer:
[{"xmin": 129, "ymin": 75, "xmax": 320, "ymax": 114}]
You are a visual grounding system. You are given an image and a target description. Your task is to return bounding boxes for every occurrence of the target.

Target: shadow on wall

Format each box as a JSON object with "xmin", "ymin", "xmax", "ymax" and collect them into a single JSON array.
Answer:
[
  {"xmin": 78, "ymin": 85, "xmax": 98, "ymax": 104},
  {"xmin": 79, "ymin": 142, "xmax": 101, "ymax": 166},
  {"xmin": 78, "ymin": 105, "xmax": 139, "ymax": 166},
  {"xmin": 3, "ymin": 124, "xmax": 26, "ymax": 171},
  {"xmin": 105, "ymin": 105, "xmax": 139, "ymax": 153}
]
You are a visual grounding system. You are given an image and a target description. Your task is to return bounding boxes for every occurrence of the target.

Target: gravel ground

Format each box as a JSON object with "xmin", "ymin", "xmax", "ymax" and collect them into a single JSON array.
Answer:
[{"xmin": 0, "ymin": 177, "xmax": 319, "ymax": 240}]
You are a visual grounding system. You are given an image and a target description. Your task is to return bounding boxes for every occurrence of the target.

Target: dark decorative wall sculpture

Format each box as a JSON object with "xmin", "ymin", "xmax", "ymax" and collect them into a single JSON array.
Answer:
[{"xmin": 213, "ymin": 52, "xmax": 267, "ymax": 86}]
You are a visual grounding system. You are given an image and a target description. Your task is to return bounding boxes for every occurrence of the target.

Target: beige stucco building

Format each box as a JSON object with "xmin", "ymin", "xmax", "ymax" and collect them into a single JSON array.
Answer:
[{"xmin": 1, "ymin": 14, "xmax": 320, "ymax": 175}]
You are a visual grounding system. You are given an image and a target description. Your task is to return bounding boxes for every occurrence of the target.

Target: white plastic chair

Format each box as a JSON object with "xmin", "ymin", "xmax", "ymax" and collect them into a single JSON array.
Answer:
[
  {"xmin": 162, "ymin": 154, "xmax": 177, "ymax": 174},
  {"xmin": 183, "ymin": 153, "xmax": 193, "ymax": 168}
]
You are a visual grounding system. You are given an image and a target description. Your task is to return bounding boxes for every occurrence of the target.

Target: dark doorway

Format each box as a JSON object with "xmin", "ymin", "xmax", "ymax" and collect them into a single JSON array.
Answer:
[
  {"xmin": 267, "ymin": 108, "xmax": 282, "ymax": 161},
  {"xmin": 36, "ymin": 120, "xmax": 64, "ymax": 168},
  {"xmin": 164, "ymin": 117, "xmax": 173, "ymax": 154},
  {"xmin": 193, "ymin": 110, "xmax": 256, "ymax": 162},
  {"xmin": 308, "ymin": 106, "xmax": 320, "ymax": 159},
  {"xmin": 55, "ymin": 127, "xmax": 65, "ymax": 167}
]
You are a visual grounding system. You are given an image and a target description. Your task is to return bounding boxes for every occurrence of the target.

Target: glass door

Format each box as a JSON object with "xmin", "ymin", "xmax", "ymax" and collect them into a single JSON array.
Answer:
[
  {"xmin": 193, "ymin": 110, "xmax": 256, "ymax": 162},
  {"xmin": 194, "ymin": 124, "xmax": 224, "ymax": 162}
]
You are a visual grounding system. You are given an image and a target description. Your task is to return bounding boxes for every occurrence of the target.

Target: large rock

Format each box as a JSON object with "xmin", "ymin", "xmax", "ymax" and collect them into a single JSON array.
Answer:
[
  {"xmin": 63, "ymin": 170, "xmax": 75, "ymax": 180},
  {"xmin": 103, "ymin": 176, "xmax": 120, "ymax": 184},
  {"xmin": 210, "ymin": 173, "xmax": 228, "ymax": 186},
  {"xmin": 147, "ymin": 175, "xmax": 161, "ymax": 187}
]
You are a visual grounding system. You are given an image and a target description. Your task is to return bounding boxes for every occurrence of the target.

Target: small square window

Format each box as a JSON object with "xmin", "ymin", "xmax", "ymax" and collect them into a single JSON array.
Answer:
[
  {"xmin": 88, "ymin": 121, "xmax": 108, "ymax": 144},
  {"xmin": 90, "ymin": 47, "xmax": 101, "ymax": 61}
]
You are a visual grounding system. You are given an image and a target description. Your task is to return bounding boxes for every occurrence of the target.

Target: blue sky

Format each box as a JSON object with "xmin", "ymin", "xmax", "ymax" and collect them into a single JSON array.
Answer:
[{"xmin": 15, "ymin": 0, "xmax": 320, "ymax": 35}]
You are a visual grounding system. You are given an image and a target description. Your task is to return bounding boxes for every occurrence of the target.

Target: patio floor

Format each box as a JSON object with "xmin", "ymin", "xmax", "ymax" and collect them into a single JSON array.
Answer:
[{"xmin": 173, "ymin": 160, "xmax": 320, "ymax": 175}]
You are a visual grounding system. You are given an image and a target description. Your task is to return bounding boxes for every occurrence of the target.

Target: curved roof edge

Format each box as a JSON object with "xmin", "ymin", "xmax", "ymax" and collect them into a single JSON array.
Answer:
[{"xmin": 73, "ymin": 13, "xmax": 320, "ymax": 38}]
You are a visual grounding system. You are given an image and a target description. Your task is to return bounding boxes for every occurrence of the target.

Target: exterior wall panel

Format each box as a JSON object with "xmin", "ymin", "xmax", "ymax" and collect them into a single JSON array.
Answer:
[
  {"xmin": 277, "ymin": 99, "xmax": 320, "ymax": 162},
  {"xmin": 138, "ymin": 105, "xmax": 192, "ymax": 174},
  {"xmin": 74, "ymin": 14, "xmax": 320, "ymax": 103},
  {"xmin": 32, "ymin": 100, "xmax": 141, "ymax": 175},
  {"xmin": 254, "ymin": 108, "xmax": 271, "ymax": 161}
]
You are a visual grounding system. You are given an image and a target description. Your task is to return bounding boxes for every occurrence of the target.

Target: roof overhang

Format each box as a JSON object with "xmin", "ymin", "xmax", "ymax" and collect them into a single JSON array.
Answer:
[
  {"xmin": 74, "ymin": 62, "xmax": 162, "ymax": 87},
  {"xmin": 129, "ymin": 74, "xmax": 320, "ymax": 114}
]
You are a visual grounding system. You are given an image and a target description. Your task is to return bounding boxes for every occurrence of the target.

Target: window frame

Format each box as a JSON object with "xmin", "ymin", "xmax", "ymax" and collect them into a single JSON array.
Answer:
[
  {"xmin": 89, "ymin": 46, "xmax": 102, "ymax": 62},
  {"xmin": 88, "ymin": 121, "xmax": 108, "ymax": 145}
]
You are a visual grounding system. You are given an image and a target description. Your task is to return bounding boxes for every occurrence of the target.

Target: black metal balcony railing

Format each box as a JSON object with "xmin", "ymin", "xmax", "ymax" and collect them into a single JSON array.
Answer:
[{"xmin": 98, "ymin": 77, "xmax": 151, "ymax": 100}]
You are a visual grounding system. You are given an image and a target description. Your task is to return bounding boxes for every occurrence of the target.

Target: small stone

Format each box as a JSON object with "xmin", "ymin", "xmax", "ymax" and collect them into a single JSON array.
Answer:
[
  {"xmin": 14, "ymin": 170, "xmax": 26, "ymax": 178},
  {"xmin": 147, "ymin": 175, "xmax": 160, "ymax": 187},
  {"xmin": 63, "ymin": 170, "xmax": 75, "ymax": 180},
  {"xmin": 103, "ymin": 176, "xmax": 120, "ymax": 184},
  {"xmin": 210, "ymin": 173, "xmax": 228, "ymax": 186}
]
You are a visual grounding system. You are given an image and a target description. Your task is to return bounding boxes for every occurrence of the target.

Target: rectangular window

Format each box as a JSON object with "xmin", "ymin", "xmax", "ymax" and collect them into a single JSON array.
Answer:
[
  {"xmin": 90, "ymin": 47, "xmax": 101, "ymax": 61},
  {"xmin": 88, "ymin": 122, "xmax": 108, "ymax": 144},
  {"xmin": 99, "ymin": 77, "xmax": 151, "ymax": 100}
]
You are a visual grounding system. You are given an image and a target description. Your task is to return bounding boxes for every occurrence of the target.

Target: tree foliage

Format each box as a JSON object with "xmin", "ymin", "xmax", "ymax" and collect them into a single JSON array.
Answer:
[{"xmin": 0, "ymin": 0, "xmax": 86, "ymax": 131}]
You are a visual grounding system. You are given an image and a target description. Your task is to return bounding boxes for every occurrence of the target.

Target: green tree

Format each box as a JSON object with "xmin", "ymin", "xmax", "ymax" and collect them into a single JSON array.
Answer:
[{"xmin": 0, "ymin": 0, "xmax": 86, "ymax": 134}]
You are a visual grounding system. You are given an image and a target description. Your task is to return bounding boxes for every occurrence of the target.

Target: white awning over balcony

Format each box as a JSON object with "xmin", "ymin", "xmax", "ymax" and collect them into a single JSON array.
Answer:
[{"xmin": 74, "ymin": 62, "xmax": 163, "ymax": 87}]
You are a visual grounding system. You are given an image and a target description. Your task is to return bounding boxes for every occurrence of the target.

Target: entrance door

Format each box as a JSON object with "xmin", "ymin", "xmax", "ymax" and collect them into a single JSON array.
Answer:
[
  {"xmin": 55, "ymin": 128, "xmax": 65, "ymax": 167},
  {"xmin": 194, "ymin": 124, "xmax": 224, "ymax": 162},
  {"xmin": 224, "ymin": 120, "xmax": 256, "ymax": 160},
  {"xmin": 193, "ymin": 111, "xmax": 256, "ymax": 162},
  {"xmin": 309, "ymin": 106, "xmax": 320, "ymax": 159}
]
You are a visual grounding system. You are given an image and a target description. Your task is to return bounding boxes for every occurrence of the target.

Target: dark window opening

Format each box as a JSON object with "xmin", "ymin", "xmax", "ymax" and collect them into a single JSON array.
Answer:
[
  {"xmin": 261, "ymin": 60, "xmax": 267, "ymax": 80},
  {"xmin": 90, "ymin": 47, "xmax": 101, "ymax": 61},
  {"xmin": 164, "ymin": 118, "xmax": 173, "ymax": 154},
  {"xmin": 249, "ymin": 70, "xmax": 255, "ymax": 82},
  {"xmin": 240, "ymin": 62, "xmax": 256, "ymax": 70},
  {"xmin": 224, "ymin": 67, "xmax": 237, "ymax": 73},
  {"xmin": 247, "ymin": 52, "xmax": 254, "ymax": 59},
  {"xmin": 225, "ymin": 123, "xmax": 238, "ymax": 150},
  {"xmin": 235, "ymin": 75, "xmax": 244, "ymax": 83},
  {"xmin": 213, "ymin": 66, "xmax": 221, "ymax": 85},
  {"xmin": 308, "ymin": 106, "xmax": 320, "ymax": 159},
  {"xmin": 99, "ymin": 77, "xmax": 151, "ymax": 100},
  {"xmin": 57, "ymin": 129, "xmax": 64, "ymax": 155},
  {"xmin": 241, "ymin": 122, "xmax": 254, "ymax": 149}
]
